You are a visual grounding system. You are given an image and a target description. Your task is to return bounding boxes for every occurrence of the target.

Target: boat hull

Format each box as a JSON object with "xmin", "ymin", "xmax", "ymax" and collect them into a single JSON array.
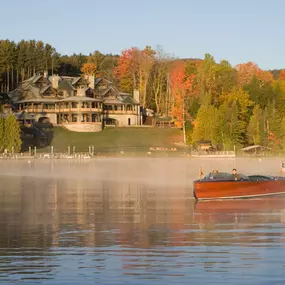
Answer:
[{"xmin": 193, "ymin": 179, "xmax": 285, "ymax": 200}]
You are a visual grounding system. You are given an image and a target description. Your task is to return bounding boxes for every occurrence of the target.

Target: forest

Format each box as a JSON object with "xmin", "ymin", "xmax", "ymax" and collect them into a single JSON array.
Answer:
[{"xmin": 1, "ymin": 39, "xmax": 285, "ymax": 152}]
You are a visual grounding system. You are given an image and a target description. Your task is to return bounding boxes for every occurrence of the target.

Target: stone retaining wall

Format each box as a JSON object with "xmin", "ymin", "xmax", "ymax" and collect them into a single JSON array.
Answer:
[{"xmin": 62, "ymin": 123, "xmax": 102, "ymax": 132}]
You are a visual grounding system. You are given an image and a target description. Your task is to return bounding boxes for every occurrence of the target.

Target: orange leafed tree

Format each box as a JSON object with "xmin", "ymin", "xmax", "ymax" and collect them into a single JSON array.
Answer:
[
  {"xmin": 170, "ymin": 62, "xmax": 194, "ymax": 128},
  {"xmin": 80, "ymin": 63, "xmax": 97, "ymax": 76},
  {"xmin": 235, "ymin": 62, "xmax": 273, "ymax": 86},
  {"xmin": 113, "ymin": 47, "xmax": 140, "ymax": 92},
  {"xmin": 279, "ymin": 70, "xmax": 285, "ymax": 80}
]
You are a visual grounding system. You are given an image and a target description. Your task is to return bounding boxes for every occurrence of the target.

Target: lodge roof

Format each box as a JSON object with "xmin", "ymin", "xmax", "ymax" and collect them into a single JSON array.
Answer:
[
  {"xmin": 59, "ymin": 96, "xmax": 102, "ymax": 102},
  {"xmin": 17, "ymin": 98, "xmax": 58, "ymax": 103},
  {"xmin": 58, "ymin": 80, "xmax": 75, "ymax": 91},
  {"xmin": 9, "ymin": 74, "xmax": 139, "ymax": 106},
  {"xmin": 103, "ymin": 98, "xmax": 125, "ymax": 105},
  {"xmin": 40, "ymin": 85, "xmax": 51, "ymax": 94},
  {"xmin": 120, "ymin": 95, "xmax": 139, "ymax": 104}
]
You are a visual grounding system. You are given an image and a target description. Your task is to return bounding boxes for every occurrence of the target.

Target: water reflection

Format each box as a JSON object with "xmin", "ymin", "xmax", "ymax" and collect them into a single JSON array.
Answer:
[{"xmin": 1, "ymin": 175, "xmax": 285, "ymax": 284}]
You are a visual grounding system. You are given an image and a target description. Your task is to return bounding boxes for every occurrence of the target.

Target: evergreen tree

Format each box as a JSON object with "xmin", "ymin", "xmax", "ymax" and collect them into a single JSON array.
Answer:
[
  {"xmin": 247, "ymin": 105, "xmax": 262, "ymax": 145},
  {"xmin": 192, "ymin": 103, "xmax": 218, "ymax": 144},
  {"xmin": 229, "ymin": 101, "xmax": 244, "ymax": 146},
  {"xmin": 3, "ymin": 114, "xmax": 22, "ymax": 152},
  {"xmin": 217, "ymin": 101, "xmax": 244, "ymax": 149}
]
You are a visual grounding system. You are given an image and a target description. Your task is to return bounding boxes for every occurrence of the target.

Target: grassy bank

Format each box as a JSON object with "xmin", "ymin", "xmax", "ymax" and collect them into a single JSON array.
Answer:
[{"xmin": 40, "ymin": 127, "xmax": 184, "ymax": 153}]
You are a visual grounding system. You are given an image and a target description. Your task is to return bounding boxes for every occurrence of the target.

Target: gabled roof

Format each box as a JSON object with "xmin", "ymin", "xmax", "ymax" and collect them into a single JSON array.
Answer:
[
  {"xmin": 101, "ymin": 87, "xmax": 112, "ymax": 96},
  {"xmin": 9, "ymin": 75, "xmax": 135, "ymax": 106},
  {"xmin": 58, "ymin": 80, "xmax": 76, "ymax": 91},
  {"xmin": 95, "ymin": 78, "xmax": 113, "ymax": 86},
  {"xmin": 100, "ymin": 86, "xmax": 122, "ymax": 97},
  {"xmin": 31, "ymin": 75, "xmax": 43, "ymax": 84},
  {"xmin": 72, "ymin": 77, "xmax": 81, "ymax": 85},
  {"xmin": 40, "ymin": 85, "xmax": 51, "ymax": 94},
  {"xmin": 29, "ymin": 85, "xmax": 41, "ymax": 98},
  {"xmin": 122, "ymin": 96, "xmax": 139, "ymax": 104}
]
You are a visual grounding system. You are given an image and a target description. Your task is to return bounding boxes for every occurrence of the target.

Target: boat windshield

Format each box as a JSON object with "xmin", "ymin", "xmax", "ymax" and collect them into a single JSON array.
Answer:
[
  {"xmin": 248, "ymin": 175, "xmax": 274, "ymax": 181},
  {"xmin": 203, "ymin": 172, "xmax": 249, "ymax": 181}
]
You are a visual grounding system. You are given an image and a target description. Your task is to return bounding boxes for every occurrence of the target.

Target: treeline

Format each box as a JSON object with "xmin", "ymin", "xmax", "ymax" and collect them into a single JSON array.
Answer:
[
  {"xmin": 0, "ymin": 39, "xmax": 118, "ymax": 92},
  {"xmin": 112, "ymin": 48, "xmax": 285, "ymax": 152},
  {"xmin": 176, "ymin": 56, "xmax": 285, "ymax": 152},
  {"xmin": 0, "ymin": 40, "xmax": 56, "ymax": 92},
  {"xmin": 0, "ymin": 114, "xmax": 21, "ymax": 153},
  {"xmin": 2, "ymin": 39, "xmax": 285, "ymax": 151}
]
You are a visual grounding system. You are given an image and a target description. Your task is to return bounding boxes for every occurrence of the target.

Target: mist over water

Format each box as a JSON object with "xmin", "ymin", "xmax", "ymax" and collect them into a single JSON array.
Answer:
[
  {"xmin": 1, "ymin": 157, "xmax": 285, "ymax": 284},
  {"xmin": 0, "ymin": 157, "xmax": 283, "ymax": 187}
]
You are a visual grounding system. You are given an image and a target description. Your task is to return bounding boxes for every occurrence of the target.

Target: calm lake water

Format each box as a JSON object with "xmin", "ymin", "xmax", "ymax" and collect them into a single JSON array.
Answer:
[{"xmin": 1, "ymin": 158, "xmax": 285, "ymax": 284}]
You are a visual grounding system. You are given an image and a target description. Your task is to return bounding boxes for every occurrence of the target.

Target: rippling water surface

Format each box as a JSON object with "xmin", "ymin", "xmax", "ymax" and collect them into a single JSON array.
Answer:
[{"xmin": 1, "ymin": 158, "xmax": 285, "ymax": 284}]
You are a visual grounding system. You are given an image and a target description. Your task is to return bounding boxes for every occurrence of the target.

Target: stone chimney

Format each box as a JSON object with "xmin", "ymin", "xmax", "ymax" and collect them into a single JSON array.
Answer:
[
  {"xmin": 50, "ymin": 75, "xmax": 60, "ymax": 89},
  {"xmin": 88, "ymin": 75, "xmax": 95, "ymax": 89},
  {"xmin": 133, "ymin": 89, "xmax": 140, "ymax": 103}
]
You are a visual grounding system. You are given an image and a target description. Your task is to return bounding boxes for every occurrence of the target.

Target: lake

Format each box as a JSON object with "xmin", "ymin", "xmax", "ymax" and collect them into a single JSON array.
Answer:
[{"xmin": 0, "ymin": 158, "xmax": 285, "ymax": 284}]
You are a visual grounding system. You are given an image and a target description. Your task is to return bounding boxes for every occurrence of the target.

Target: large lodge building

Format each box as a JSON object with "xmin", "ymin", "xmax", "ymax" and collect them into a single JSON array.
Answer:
[{"xmin": 8, "ymin": 72, "xmax": 141, "ymax": 132}]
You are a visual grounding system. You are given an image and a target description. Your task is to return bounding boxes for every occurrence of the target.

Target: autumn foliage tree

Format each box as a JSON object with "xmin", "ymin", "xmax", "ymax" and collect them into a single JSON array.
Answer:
[
  {"xmin": 80, "ymin": 63, "xmax": 97, "ymax": 76},
  {"xmin": 113, "ymin": 47, "xmax": 141, "ymax": 93},
  {"xmin": 279, "ymin": 70, "xmax": 285, "ymax": 81},
  {"xmin": 170, "ymin": 61, "xmax": 195, "ymax": 142},
  {"xmin": 113, "ymin": 46, "xmax": 156, "ymax": 106},
  {"xmin": 3, "ymin": 38, "xmax": 285, "ymax": 151},
  {"xmin": 235, "ymin": 62, "xmax": 273, "ymax": 87}
]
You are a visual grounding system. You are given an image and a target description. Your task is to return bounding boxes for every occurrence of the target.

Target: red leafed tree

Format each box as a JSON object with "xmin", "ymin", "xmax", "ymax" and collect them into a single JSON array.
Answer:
[
  {"xmin": 279, "ymin": 70, "xmax": 285, "ymax": 80},
  {"xmin": 235, "ymin": 62, "xmax": 272, "ymax": 86},
  {"xmin": 170, "ymin": 62, "xmax": 195, "ymax": 143},
  {"xmin": 255, "ymin": 69, "xmax": 273, "ymax": 84},
  {"xmin": 113, "ymin": 47, "xmax": 140, "ymax": 92}
]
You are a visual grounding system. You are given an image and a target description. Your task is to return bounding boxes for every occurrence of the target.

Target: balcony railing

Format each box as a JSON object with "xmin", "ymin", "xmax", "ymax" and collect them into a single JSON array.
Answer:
[
  {"xmin": 25, "ymin": 107, "xmax": 102, "ymax": 113},
  {"xmin": 104, "ymin": 110, "xmax": 138, "ymax": 115}
]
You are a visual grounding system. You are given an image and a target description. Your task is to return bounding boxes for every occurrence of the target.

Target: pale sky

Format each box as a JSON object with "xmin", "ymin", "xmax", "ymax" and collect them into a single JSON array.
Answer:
[{"xmin": 1, "ymin": 0, "xmax": 284, "ymax": 69}]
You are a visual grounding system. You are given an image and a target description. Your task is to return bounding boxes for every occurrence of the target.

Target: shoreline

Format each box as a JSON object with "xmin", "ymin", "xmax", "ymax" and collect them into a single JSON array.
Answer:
[{"xmin": 0, "ymin": 154, "xmax": 284, "ymax": 160}]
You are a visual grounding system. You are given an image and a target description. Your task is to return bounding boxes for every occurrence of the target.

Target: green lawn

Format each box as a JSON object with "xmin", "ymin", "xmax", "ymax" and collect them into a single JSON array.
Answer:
[{"xmin": 42, "ymin": 127, "xmax": 183, "ymax": 153}]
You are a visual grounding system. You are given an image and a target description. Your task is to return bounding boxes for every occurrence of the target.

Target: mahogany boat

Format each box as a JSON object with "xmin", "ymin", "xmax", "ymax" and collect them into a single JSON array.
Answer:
[{"xmin": 193, "ymin": 172, "xmax": 285, "ymax": 200}]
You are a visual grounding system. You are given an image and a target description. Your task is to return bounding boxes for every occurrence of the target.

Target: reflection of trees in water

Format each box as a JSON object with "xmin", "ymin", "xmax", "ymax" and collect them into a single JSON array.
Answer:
[
  {"xmin": 2, "ymin": 177, "xmax": 285, "ymax": 279},
  {"xmin": 2, "ymin": 176, "xmax": 285, "ymax": 251},
  {"xmin": 0, "ymin": 178, "xmax": 194, "ymax": 249}
]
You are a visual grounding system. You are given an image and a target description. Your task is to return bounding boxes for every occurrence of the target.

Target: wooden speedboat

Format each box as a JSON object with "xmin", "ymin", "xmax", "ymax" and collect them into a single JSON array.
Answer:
[{"xmin": 193, "ymin": 172, "xmax": 285, "ymax": 200}]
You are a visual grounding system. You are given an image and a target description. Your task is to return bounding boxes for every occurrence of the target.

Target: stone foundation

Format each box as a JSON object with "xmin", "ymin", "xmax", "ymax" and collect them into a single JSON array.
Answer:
[{"xmin": 62, "ymin": 123, "xmax": 102, "ymax": 132}]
